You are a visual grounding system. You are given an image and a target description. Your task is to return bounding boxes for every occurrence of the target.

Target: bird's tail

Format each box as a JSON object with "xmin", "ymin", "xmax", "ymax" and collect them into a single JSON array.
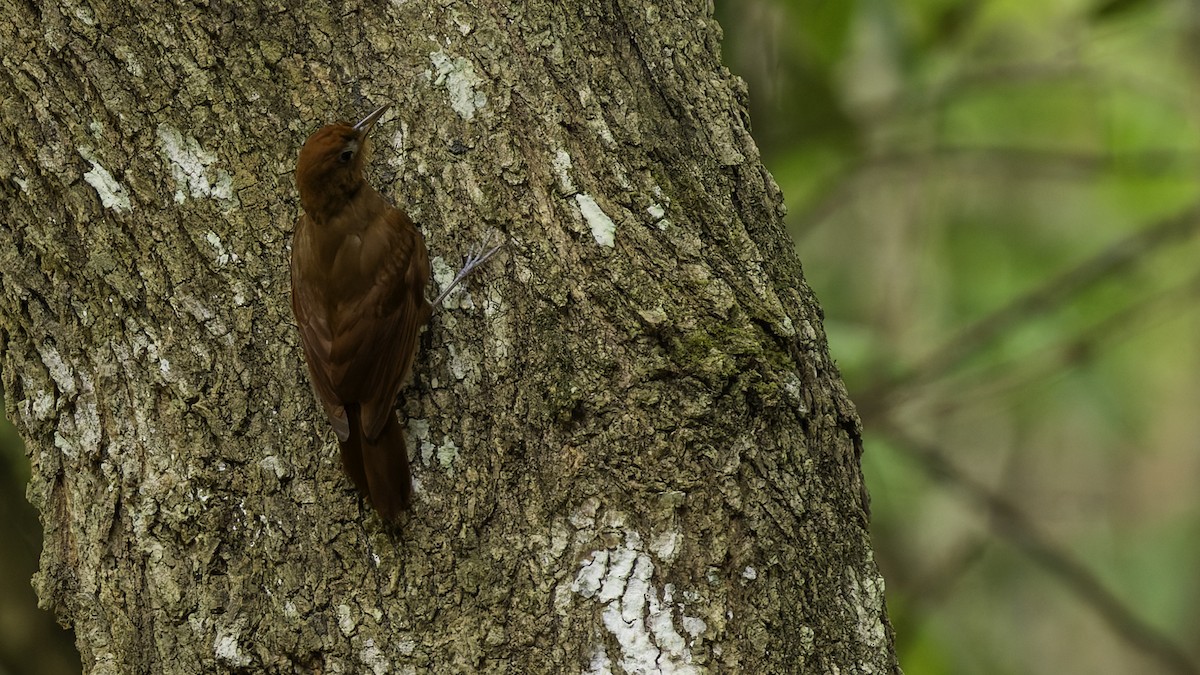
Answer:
[{"xmin": 339, "ymin": 407, "xmax": 413, "ymax": 520}]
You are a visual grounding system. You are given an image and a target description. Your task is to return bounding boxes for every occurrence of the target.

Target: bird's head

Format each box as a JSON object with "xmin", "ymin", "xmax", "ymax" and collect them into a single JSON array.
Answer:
[{"xmin": 295, "ymin": 104, "xmax": 389, "ymax": 220}]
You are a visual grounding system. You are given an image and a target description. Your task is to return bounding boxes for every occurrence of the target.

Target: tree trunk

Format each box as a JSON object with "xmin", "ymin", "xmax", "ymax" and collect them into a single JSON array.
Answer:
[{"xmin": 0, "ymin": 1, "xmax": 900, "ymax": 673}]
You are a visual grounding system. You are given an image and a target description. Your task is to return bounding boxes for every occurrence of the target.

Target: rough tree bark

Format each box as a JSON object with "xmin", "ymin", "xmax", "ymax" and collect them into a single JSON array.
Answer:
[{"xmin": 0, "ymin": 0, "xmax": 900, "ymax": 673}]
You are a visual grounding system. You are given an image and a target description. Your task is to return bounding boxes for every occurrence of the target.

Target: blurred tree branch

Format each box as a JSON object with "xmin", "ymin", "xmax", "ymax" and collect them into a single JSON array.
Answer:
[
  {"xmin": 857, "ymin": 204, "xmax": 1200, "ymax": 419},
  {"xmin": 880, "ymin": 422, "xmax": 1200, "ymax": 675},
  {"xmin": 793, "ymin": 148, "xmax": 1200, "ymax": 235},
  {"xmin": 925, "ymin": 266, "xmax": 1200, "ymax": 416}
]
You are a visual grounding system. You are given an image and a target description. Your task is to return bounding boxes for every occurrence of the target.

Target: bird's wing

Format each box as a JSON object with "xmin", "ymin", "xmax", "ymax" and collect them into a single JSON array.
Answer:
[
  {"xmin": 343, "ymin": 209, "xmax": 432, "ymax": 441},
  {"xmin": 290, "ymin": 215, "xmax": 352, "ymax": 441}
]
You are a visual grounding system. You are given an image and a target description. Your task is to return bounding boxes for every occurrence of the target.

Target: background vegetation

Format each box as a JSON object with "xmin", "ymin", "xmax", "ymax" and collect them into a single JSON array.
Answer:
[
  {"xmin": 715, "ymin": 0, "xmax": 1200, "ymax": 673},
  {"xmin": 2, "ymin": 0, "xmax": 1199, "ymax": 672}
]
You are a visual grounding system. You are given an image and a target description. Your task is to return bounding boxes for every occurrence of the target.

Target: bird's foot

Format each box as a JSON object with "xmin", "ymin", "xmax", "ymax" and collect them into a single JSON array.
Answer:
[{"xmin": 432, "ymin": 229, "xmax": 505, "ymax": 308}]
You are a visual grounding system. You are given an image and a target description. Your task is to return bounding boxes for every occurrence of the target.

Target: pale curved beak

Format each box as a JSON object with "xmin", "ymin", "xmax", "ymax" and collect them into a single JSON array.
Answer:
[{"xmin": 353, "ymin": 104, "xmax": 390, "ymax": 135}]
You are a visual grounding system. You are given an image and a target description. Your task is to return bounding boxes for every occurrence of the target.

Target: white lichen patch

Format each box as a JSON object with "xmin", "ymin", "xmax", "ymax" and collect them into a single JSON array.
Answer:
[
  {"xmin": 648, "ymin": 186, "xmax": 674, "ymax": 229},
  {"xmin": 231, "ymin": 281, "xmax": 250, "ymax": 307},
  {"xmin": 436, "ymin": 436, "xmax": 459, "ymax": 473},
  {"xmin": 28, "ymin": 341, "xmax": 99, "ymax": 456},
  {"xmin": 30, "ymin": 390, "xmax": 55, "ymax": 420},
  {"xmin": 205, "ymin": 231, "xmax": 239, "ymax": 266},
  {"xmin": 213, "ymin": 628, "xmax": 250, "ymax": 667},
  {"xmin": 572, "ymin": 550, "xmax": 608, "ymax": 599},
  {"xmin": 446, "ymin": 343, "xmax": 471, "ymax": 383},
  {"xmin": 645, "ymin": 583, "xmax": 688, "ymax": 660},
  {"xmin": 779, "ymin": 315, "xmax": 795, "ymax": 335},
  {"xmin": 429, "ymin": 50, "xmax": 487, "ymax": 120},
  {"xmin": 847, "ymin": 566, "xmax": 888, "ymax": 650},
  {"xmin": 548, "ymin": 521, "xmax": 571, "ymax": 562},
  {"xmin": 61, "ymin": 374, "xmax": 101, "ymax": 460},
  {"xmin": 584, "ymin": 644, "xmax": 614, "ymax": 674},
  {"xmin": 552, "ymin": 149, "xmax": 576, "ymax": 194},
  {"xmin": 741, "ymin": 566, "xmax": 758, "ymax": 581},
  {"xmin": 359, "ymin": 638, "xmax": 389, "ymax": 675},
  {"xmin": 51, "ymin": 400, "xmax": 99, "ymax": 460},
  {"xmin": 783, "ymin": 373, "xmax": 806, "ymax": 411},
  {"xmin": 647, "ymin": 203, "xmax": 671, "ymax": 230},
  {"xmin": 569, "ymin": 522, "xmax": 702, "ymax": 674},
  {"xmin": 337, "ymin": 604, "xmax": 356, "ymax": 636},
  {"xmin": 156, "ymin": 124, "xmax": 238, "ymax": 207},
  {"xmin": 173, "ymin": 294, "xmax": 230, "ymax": 340},
  {"xmin": 576, "ymin": 194, "xmax": 615, "ymax": 247},
  {"xmin": 681, "ymin": 616, "xmax": 707, "ymax": 640},
  {"xmin": 650, "ymin": 531, "xmax": 679, "ymax": 563},
  {"xmin": 79, "ymin": 147, "xmax": 132, "ymax": 213},
  {"xmin": 36, "ymin": 342, "xmax": 75, "ymax": 395},
  {"xmin": 408, "ymin": 418, "xmax": 436, "ymax": 466}
]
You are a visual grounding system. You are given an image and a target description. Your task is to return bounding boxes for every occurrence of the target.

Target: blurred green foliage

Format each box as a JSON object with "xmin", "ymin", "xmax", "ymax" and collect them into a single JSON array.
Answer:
[
  {"xmin": 0, "ymin": 398, "xmax": 78, "ymax": 675},
  {"xmin": 717, "ymin": 0, "xmax": 1200, "ymax": 672}
]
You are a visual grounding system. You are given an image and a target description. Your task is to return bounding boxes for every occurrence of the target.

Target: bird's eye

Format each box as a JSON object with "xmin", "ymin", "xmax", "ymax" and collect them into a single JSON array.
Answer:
[{"xmin": 338, "ymin": 149, "xmax": 354, "ymax": 163}]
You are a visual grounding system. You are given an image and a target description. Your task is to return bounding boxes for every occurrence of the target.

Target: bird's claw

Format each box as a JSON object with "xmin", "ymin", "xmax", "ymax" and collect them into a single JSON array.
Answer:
[
  {"xmin": 463, "ymin": 229, "xmax": 504, "ymax": 270},
  {"xmin": 432, "ymin": 229, "xmax": 505, "ymax": 308}
]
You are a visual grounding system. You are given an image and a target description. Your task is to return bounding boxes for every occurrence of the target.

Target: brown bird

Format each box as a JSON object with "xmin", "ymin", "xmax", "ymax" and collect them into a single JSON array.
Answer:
[
  {"xmin": 290, "ymin": 105, "xmax": 429, "ymax": 520},
  {"xmin": 291, "ymin": 105, "xmax": 502, "ymax": 519}
]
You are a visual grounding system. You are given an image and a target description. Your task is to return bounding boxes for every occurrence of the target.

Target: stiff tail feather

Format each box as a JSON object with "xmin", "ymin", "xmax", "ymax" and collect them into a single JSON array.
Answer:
[{"xmin": 339, "ymin": 406, "xmax": 413, "ymax": 520}]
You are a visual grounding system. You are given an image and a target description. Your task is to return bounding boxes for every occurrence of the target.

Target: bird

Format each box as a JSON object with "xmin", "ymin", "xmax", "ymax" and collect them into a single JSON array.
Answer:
[
  {"xmin": 291, "ymin": 104, "xmax": 503, "ymax": 520},
  {"xmin": 290, "ymin": 104, "xmax": 429, "ymax": 520}
]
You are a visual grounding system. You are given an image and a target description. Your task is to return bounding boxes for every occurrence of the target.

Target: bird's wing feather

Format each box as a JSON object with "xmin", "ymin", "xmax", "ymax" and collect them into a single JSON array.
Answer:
[
  {"xmin": 290, "ymin": 215, "xmax": 352, "ymax": 441},
  {"xmin": 353, "ymin": 209, "xmax": 432, "ymax": 440}
]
